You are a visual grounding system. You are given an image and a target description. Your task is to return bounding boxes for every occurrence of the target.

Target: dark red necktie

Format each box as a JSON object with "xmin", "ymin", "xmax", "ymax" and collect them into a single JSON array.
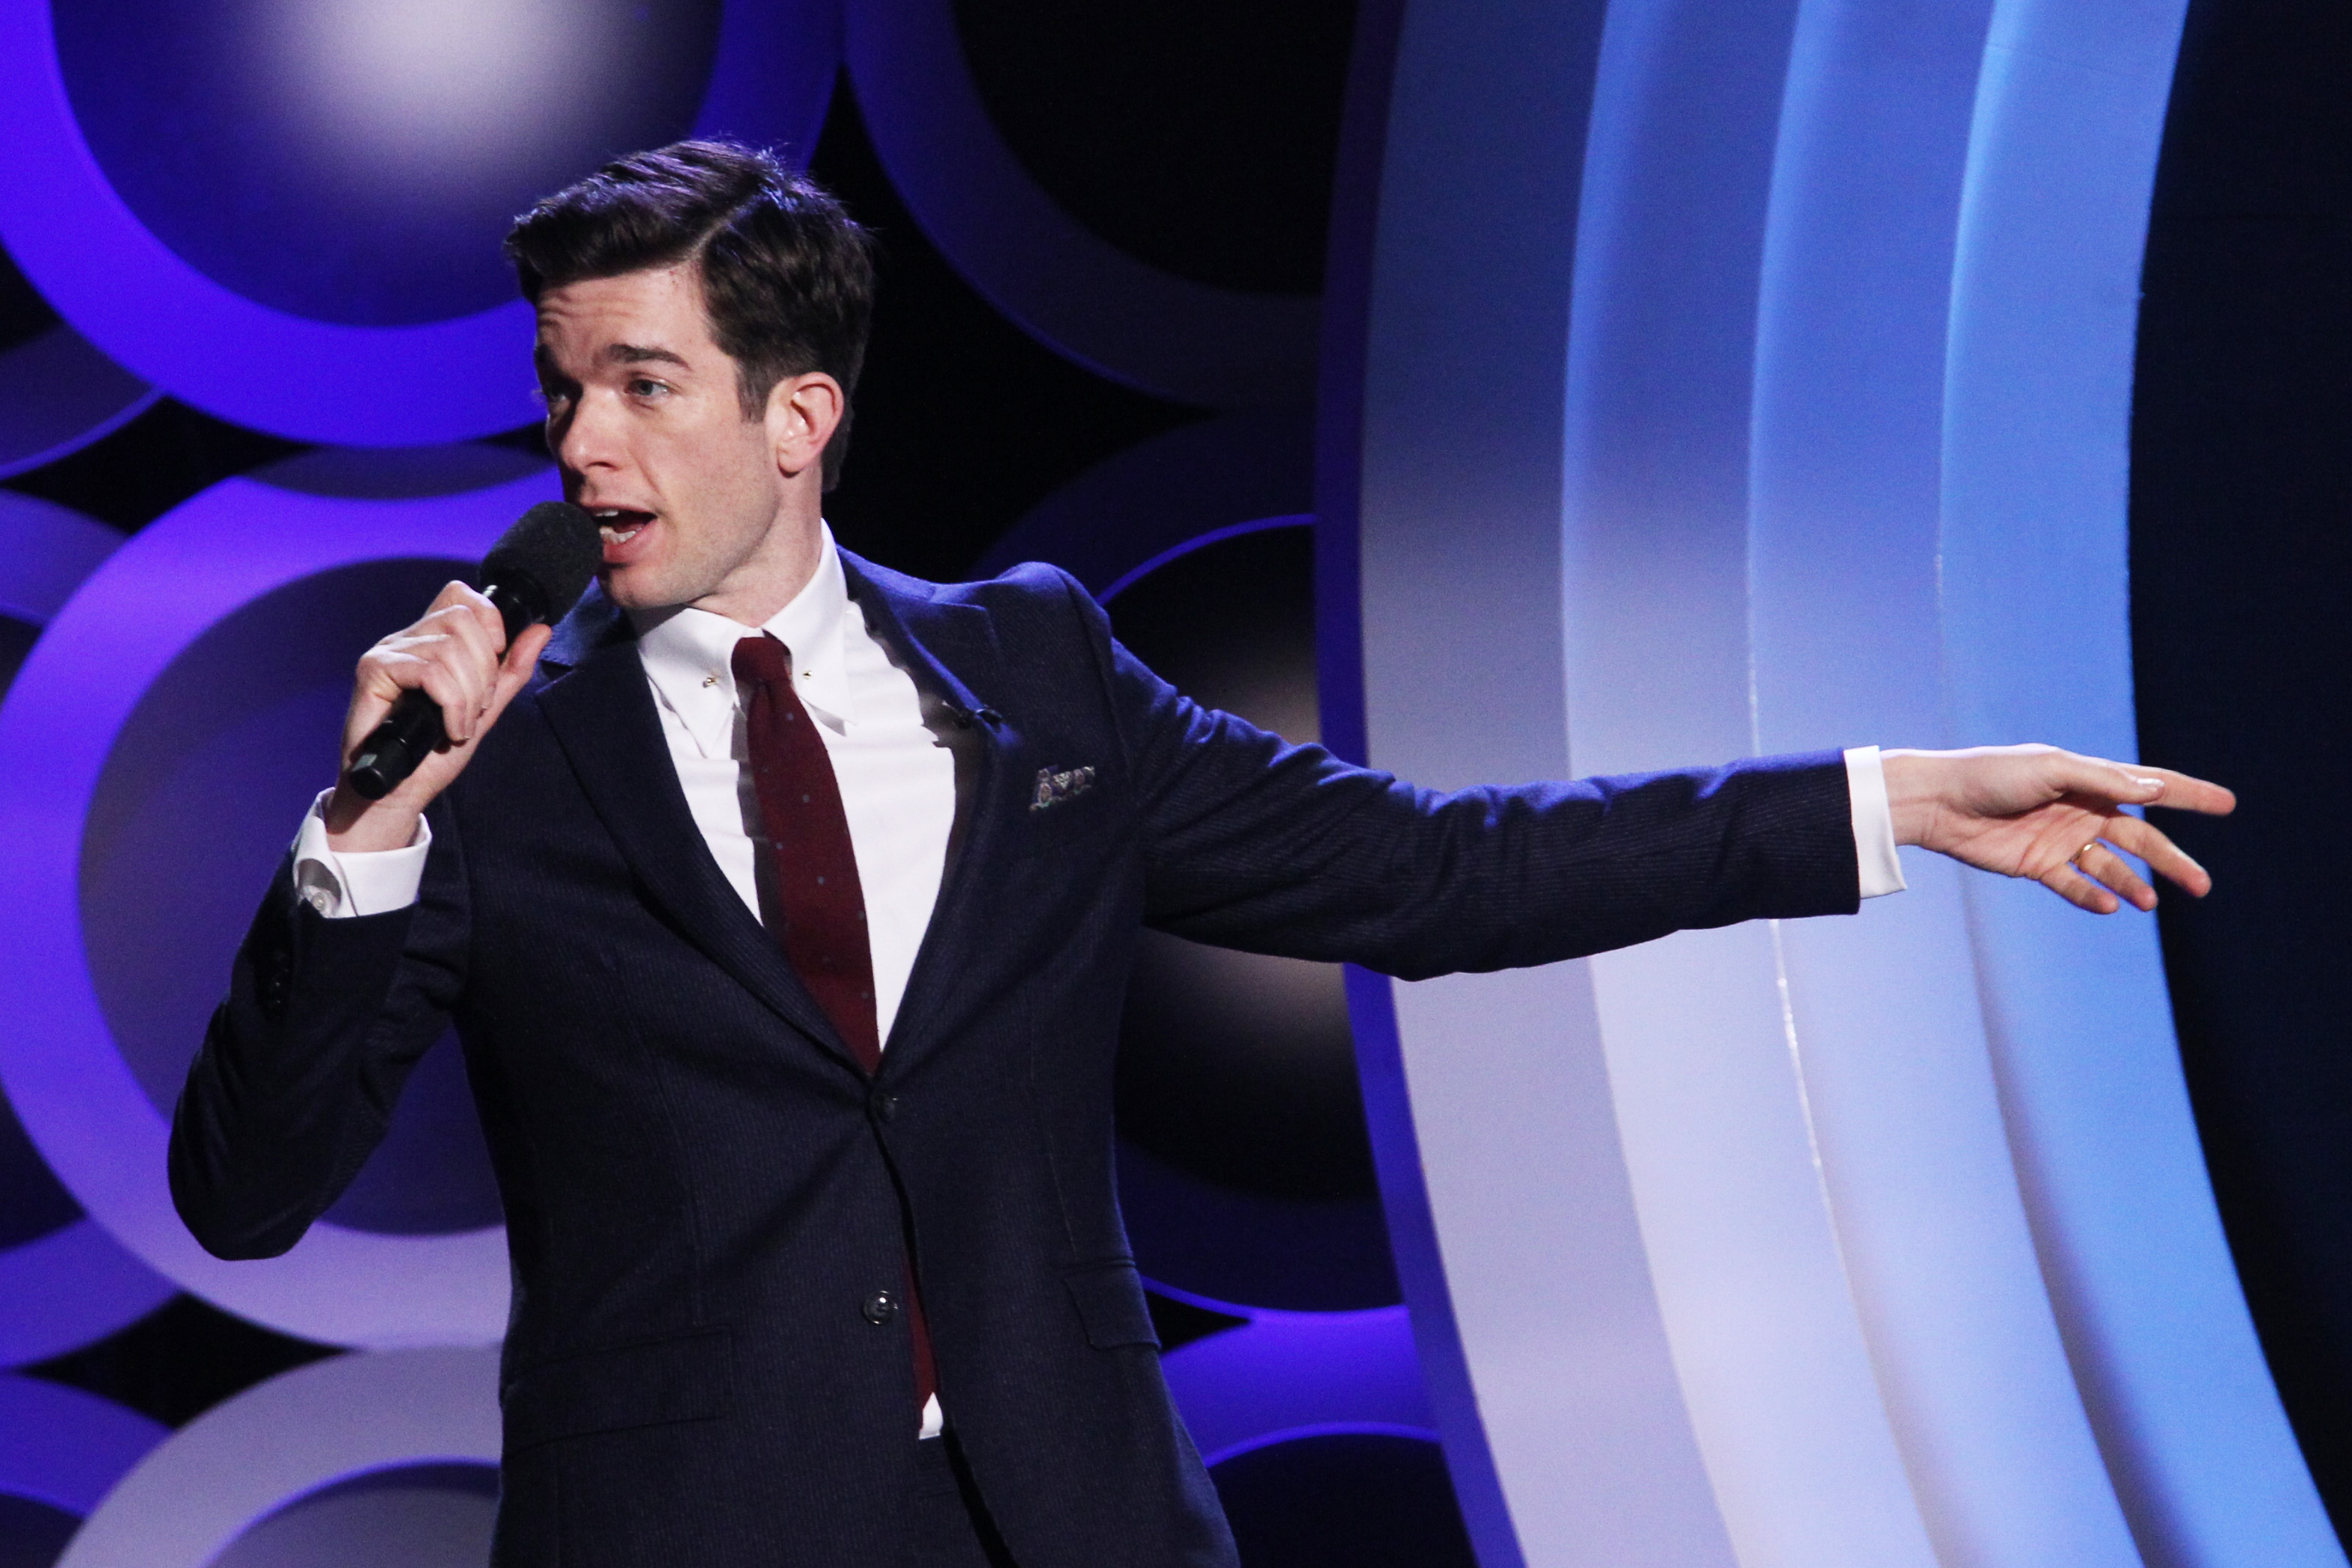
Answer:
[{"xmin": 733, "ymin": 634, "xmax": 938, "ymax": 1416}]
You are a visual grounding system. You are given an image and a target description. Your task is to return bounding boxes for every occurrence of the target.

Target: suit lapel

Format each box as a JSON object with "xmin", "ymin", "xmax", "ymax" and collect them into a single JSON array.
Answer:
[
  {"xmin": 838, "ymin": 555, "xmax": 1010, "ymax": 1067},
  {"xmin": 534, "ymin": 593, "xmax": 862, "ymax": 1074}
]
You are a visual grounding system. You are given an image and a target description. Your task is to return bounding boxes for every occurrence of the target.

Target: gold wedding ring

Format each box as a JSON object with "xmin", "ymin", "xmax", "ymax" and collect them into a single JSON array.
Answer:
[{"xmin": 2072, "ymin": 840, "xmax": 2100, "ymax": 865}]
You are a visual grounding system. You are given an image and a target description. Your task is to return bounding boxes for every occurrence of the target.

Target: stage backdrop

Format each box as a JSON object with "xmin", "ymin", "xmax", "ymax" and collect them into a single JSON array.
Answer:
[{"xmin": 0, "ymin": 0, "xmax": 2345, "ymax": 1565}]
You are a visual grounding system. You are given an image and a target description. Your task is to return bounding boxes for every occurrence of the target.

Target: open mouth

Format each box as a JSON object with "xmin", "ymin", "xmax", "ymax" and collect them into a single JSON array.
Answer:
[{"xmin": 591, "ymin": 508, "xmax": 656, "ymax": 555}]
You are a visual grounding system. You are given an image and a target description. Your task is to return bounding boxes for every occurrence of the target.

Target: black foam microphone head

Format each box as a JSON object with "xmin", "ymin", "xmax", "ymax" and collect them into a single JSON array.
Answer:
[{"xmin": 479, "ymin": 501, "xmax": 603, "ymax": 633}]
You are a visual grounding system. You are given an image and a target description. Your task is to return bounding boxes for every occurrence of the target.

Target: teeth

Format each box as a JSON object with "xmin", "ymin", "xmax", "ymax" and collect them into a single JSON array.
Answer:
[{"xmin": 593, "ymin": 510, "xmax": 647, "ymax": 545}]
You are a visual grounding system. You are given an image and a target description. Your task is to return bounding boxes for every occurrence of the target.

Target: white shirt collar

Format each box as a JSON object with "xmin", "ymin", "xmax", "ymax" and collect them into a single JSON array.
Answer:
[{"xmin": 632, "ymin": 525, "xmax": 858, "ymax": 759}]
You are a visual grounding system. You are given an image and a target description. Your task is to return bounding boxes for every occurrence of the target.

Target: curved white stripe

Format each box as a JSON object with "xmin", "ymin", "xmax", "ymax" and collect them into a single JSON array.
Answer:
[
  {"xmin": 1749, "ymin": 0, "xmax": 2141, "ymax": 1561},
  {"xmin": 1940, "ymin": 1, "xmax": 2342, "ymax": 1562},
  {"xmin": 57, "ymin": 1348, "xmax": 499, "ymax": 1568},
  {"xmin": 1556, "ymin": 4, "xmax": 1939, "ymax": 1562},
  {"xmin": 1355, "ymin": 1, "xmax": 1723, "ymax": 1562}
]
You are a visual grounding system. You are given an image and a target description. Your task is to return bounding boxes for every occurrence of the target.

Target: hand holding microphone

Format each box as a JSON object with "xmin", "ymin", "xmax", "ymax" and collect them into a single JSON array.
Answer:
[{"xmin": 325, "ymin": 502, "xmax": 603, "ymax": 850}]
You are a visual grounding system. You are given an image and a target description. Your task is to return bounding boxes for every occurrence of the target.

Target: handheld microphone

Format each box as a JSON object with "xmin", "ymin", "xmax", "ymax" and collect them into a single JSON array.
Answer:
[{"xmin": 345, "ymin": 501, "xmax": 604, "ymax": 801}]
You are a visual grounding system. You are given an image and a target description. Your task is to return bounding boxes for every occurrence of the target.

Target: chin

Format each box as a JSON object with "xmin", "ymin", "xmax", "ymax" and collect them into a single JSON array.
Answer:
[
  {"xmin": 599, "ymin": 567, "xmax": 662, "ymax": 612},
  {"xmin": 603, "ymin": 561, "xmax": 716, "ymax": 617}
]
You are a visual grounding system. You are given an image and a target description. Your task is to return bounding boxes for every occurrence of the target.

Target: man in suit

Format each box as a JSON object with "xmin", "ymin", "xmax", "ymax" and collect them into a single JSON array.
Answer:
[{"xmin": 170, "ymin": 142, "xmax": 2229, "ymax": 1568}]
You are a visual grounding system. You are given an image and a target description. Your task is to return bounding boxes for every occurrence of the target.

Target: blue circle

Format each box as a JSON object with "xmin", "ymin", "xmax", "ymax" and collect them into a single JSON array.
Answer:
[
  {"xmin": 0, "ymin": 0, "xmax": 837, "ymax": 445},
  {"xmin": 80, "ymin": 559, "xmax": 506, "ymax": 1238},
  {"xmin": 0, "ymin": 320, "xmax": 156, "ymax": 482},
  {"xmin": 0, "ymin": 1374, "xmax": 165, "ymax": 1517},
  {"xmin": 54, "ymin": 0, "xmax": 726, "ymax": 328},
  {"xmin": 0, "ymin": 468, "xmax": 555, "ymax": 1346},
  {"xmin": 0, "ymin": 496, "xmax": 175, "ymax": 1369},
  {"xmin": 52, "ymin": 1349, "xmax": 499, "ymax": 1568},
  {"xmin": 0, "ymin": 244, "xmax": 156, "ymax": 481}
]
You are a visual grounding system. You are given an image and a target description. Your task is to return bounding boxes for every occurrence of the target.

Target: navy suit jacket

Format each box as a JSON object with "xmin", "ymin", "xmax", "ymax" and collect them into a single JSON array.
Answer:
[{"xmin": 171, "ymin": 552, "xmax": 1861, "ymax": 1568}]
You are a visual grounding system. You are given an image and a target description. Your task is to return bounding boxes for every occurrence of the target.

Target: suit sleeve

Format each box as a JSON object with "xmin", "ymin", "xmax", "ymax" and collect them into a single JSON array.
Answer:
[
  {"xmin": 167, "ymin": 798, "xmax": 470, "ymax": 1260},
  {"xmin": 1067, "ymin": 581, "xmax": 1860, "ymax": 979}
]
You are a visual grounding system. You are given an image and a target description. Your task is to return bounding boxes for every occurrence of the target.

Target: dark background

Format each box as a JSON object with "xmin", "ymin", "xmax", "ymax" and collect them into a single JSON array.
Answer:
[
  {"xmin": 2134, "ymin": 0, "xmax": 2352, "ymax": 1540},
  {"xmin": 7, "ymin": 0, "xmax": 2352, "ymax": 1556}
]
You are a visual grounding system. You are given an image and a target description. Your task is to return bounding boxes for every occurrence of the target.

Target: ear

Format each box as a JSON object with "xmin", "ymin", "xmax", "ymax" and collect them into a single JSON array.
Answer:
[{"xmin": 767, "ymin": 371, "xmax": 845, "ymax": 481}]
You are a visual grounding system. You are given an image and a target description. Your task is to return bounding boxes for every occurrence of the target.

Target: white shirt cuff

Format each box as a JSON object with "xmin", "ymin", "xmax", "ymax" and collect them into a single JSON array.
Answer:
[
  {"xmin": 1844, "ymin": 746, "xmax": 1906, "ymax": 900},
  {"xmin": 290, "ymin": 790, "xmax": 431, "ymax": 919}
]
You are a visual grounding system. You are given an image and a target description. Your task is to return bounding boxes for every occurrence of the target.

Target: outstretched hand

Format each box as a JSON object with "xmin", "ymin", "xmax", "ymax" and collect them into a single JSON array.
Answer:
[{"xmin": 1882, "ymin": 744, "xmax": 2235, "ymax": 914}]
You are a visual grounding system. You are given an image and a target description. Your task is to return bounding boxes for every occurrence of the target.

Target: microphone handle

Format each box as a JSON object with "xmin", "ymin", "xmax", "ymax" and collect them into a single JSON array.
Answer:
[
  {"xmin": 345, "ymin": 689, "xmax": 445, "ymax": 801},
  {"xmin": 343, "ymin": 580, "xmax": 544, "ymax": 802}
]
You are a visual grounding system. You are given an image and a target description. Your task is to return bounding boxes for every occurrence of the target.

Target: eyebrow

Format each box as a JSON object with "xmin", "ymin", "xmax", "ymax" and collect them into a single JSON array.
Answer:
[{"xmin": 604, "ymin": 343, "xmax": 691, "ymax": 369}]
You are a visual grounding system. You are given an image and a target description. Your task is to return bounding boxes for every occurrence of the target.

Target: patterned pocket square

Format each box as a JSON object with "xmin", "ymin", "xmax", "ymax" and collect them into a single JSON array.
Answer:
[{"xmin": 1031, "ymin": 765, "xmax": 1098, "ymax": 811}]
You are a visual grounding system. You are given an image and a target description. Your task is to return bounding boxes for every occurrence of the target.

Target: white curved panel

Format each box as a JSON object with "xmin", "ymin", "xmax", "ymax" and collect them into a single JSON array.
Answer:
[
  {"xmin": 0, "ymin": 473, "xmax": 547, "ymax": 1348},
  {"xmin": 1555, "ymin": 4, "xmax": 1939, "ymax": 1565},
  {"xmin": 1748, "ymin": 0, "xmax": 2141, "ymax": 1563},
  {"xmin": 1353, "ymin": 0, "xmax": 1728, "ymax": 1563},
  {"xmin": 57, "ymin": 1348, "xmax": 499, "ymax": 1568},
  {"xmin": 1941, "ymin": 1, "xmax": 2342, "ymax": 1562},
  {"xmin": 1351, "ymin": 0, "xmax": 2335, "ymax": 1562}
]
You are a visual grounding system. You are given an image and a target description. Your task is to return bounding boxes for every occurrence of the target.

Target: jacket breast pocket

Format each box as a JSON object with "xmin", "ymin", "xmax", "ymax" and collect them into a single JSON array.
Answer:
[
  {"xmin": 1064, "ymin": 1261, "xmax": 1160, "ymax": 1350},
  {"xmin": 502, "ymin": 1327, "xmax": 733, "ymax": 1451}
]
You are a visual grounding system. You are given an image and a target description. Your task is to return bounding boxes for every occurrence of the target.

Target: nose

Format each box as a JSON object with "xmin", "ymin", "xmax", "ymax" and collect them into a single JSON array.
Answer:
[{"xmin": 554, "ymin": 387, "xmax": 624, "ymax": 477}]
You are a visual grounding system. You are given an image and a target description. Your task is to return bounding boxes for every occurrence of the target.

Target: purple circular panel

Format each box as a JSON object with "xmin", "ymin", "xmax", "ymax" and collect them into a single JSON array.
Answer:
[
  {"xmin": 0, "ymin": 469, "xmax": 560, "ymax": 1346},
  {"xmin": 1160, "ymin": 1306, "xmax": 1429, "ymax": 1461},
  {"xmin": 0, "ymin": 321, "xmax": 156, "ymax": 481},
  {"xmin": 54, "ymin": 1348, "xmax": 500, "ymax": 1568},
  {"xmin": 0, "ymin": 1496, "xmax": 78, "ymax": 1567},
  {"xmin": 80, "ymin": 560, "xmax": 504, "ymax": 1238},
  {"xmin": 56, "ymin": 0, "xmax": 724, "ymax": 327},
  {"xmin": 206, "ymin": 1464, "xmax": 499, "ymax": 1568},
  {"xmin": 0, "ymin": 0, "xmax": 837, "ymax": 444},
  {"xmin": 847, "ymin": 0, "xmax": 1317, "ymax": 407},
  {"xmin": 0, "ymin": 493, "xmax": 125, "ymax": 627},
  {"xmin": 0, "ymin": 496, "xmax": 175, "ymax": 1367},
  {"xmin": 0, "ymin": 1374, "xmax": 165, "ymax": 1517},
  {"xmin": 0, "ymin": 249, "xmax": 156, "ymax": 481}
]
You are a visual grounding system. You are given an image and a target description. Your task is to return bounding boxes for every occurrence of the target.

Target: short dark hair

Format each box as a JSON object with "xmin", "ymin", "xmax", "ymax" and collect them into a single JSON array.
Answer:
[{"xmin": 506, "ymin": 141, "xmax": 875, "ymax": 488}]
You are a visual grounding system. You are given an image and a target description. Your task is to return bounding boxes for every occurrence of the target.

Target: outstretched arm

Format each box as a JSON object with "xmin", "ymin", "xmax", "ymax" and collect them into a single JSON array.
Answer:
[{"xmin": 1882, "ymin": 744, "xmax": 2235, "ymax": 914}]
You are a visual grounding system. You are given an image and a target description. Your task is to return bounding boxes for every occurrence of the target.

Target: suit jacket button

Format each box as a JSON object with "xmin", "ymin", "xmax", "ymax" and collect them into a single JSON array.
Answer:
[
  {"xmin": 862, "ymin": 1290, "xmax": 901, "ymax": 1327},
  {"xmin": 872, "ymin": 1092, "xmax": 899, "ymax": 1123}
]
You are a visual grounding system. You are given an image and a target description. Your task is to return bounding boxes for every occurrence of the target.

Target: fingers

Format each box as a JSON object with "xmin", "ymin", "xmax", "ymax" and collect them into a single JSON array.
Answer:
[
  {"xmin": 481, "ymin": 623, "xmax": 554, "ymax": 724},
  {"xmin": 2045, "ymin": 752, "xmax": 2235, "ymax": 816},
  {"xmin": 2038, "ymin": 815, "xmax": 2214, "ymax": 914},
  {"xmin": 414, "ymin": 586, "xmax": 505, "ymax": 742},
  {"xmin": 2039, "ymin": 858, "xmax": 2122, "ymax": 915},
  {"xmin": 2094, "ymin": 812, "xmax": 2211, "ymax": 896},
  {"xmin": 355, "ymin": 583, "xmax": 508, "ymax": 744},
  {"xmin": 2039, "ymin": 752, "xmax": 2168, "ymax": 809},
  {"xmin": 2071, "ymin": 840, "xmax": 2157, "ymax": 912},
  {"xmin": 2132, "ymin": 765, "xmax": 2236, "ymax": 817}
]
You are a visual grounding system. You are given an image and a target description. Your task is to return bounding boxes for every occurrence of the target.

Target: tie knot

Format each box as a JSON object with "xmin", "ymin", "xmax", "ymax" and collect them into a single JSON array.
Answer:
[{"xmin": 731, "ymin": 634, "xmax": 792, "ymax": 691}]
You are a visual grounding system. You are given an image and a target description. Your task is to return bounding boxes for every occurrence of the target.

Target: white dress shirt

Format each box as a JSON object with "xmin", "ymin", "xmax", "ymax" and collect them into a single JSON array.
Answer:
[
  {"xmin": 295, "ymin": 531, "xmax": 960, "ymax": 1050},
  {"xmin": 627, "ymin": 535, "xmax": 958, "ymax": 1047},
  {"xmin": 287, "ymin": 531, "xmax": 1905, "ymax": 1435},
  {"xmin": 292, "ymin": 555, "xmax": 1905, "ymax": 919},
  {"xmin": 1847, "ymin": 745, "xmax": 1905, "ymax": 898}
]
